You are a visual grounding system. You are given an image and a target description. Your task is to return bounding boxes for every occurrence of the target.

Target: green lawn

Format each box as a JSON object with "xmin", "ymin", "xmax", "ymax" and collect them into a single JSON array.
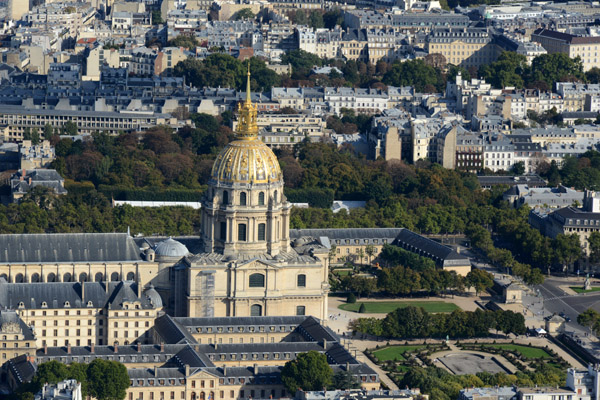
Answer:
[
  {"xmin": 482, "ymin": 344, "xmax": 551, "ymax": 358},
  {"xmin": 339, "ymin": 301, "xmax": 459, "ymax": 314},
  {"xmin": 570, "ymin": 286, "xmax": 600, "ymax": 294},
  {"xmin": 372, "ymin": 345, "xmax": 426, "ymax": 361}
]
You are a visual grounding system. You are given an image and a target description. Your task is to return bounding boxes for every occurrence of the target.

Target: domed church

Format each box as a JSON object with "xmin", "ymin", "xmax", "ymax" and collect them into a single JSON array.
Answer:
[{"xmin": 176, "ymin": 69, "xmax": 330, "ymax": 319}]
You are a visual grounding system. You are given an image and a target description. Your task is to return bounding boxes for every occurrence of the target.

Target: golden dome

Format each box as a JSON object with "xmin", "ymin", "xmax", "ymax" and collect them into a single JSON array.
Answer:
[
  {"xmin": 211, "ymin": 139, "xmax": 282, "ymax": 184},
  {"xmin": 210, "ymin": 67, "xmax": 283, "ymax": 185}
]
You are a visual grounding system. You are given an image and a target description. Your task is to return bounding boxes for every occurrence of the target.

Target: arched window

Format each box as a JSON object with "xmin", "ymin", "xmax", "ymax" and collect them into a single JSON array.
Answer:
[
  {"xmin": 63, "ymin": 273, "xmax": 72, "ymax": 283},
  {"xmin": 95, "ymin": 272, "xmax": 104, "ymax": 282},
  {"xmin": 110, "ymin": 272, "xmax": 120, "ymax": 281},
  {"xmin": 274, "ymin": 190, "xmax": 278, "ymax": 203},
  {"xmin": 222, "ymin": 191, "xmax": 229, "ymax": 205},
  {"xmin": 297, "ymin": 274, "xmax": 306, "ymax": 287},
  {"xmin": 79, "ymin": 272, "xmax": 87, "ymax": 282},
  {"xmin": 47, "ymin": 273, "xmax": 56, "ymax": 282},
  {"xmin": 240, "ymin": 192, "xmax": 247, "ymax": 206},
  {"xmin": 258, "ymin": 192, "xmax": 265, "ymax": 206},
  {"xmin": 31, "ymin": 273, "xmax": 40, "ymax": 283},
  {"xmin": 15, "ymin": 273, "xmax": 24, "ymax": 283},
  {"xmin": 249, "ymin": 273, "xmax": 265, "ymax": 288},
  {"xmin": 238, "ymin": 224, "xmax": 247, "ymax": 241},
  {"xmin": 251, "ymin": 304, "xmax": 262, "ymax": 316},
  {"xmin": 126, "ymin": 272, "xmax": 135, "ymax": 281},
  {"xmin": 258, "ymin": 223, "xmax": 266, "ymax": 241}
]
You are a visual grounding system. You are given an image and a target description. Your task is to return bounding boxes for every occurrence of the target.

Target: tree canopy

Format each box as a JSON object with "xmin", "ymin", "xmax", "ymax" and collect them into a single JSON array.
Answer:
[{"xmin": 281, "ymin": 351, "xmax": 333, "ymax": 392}]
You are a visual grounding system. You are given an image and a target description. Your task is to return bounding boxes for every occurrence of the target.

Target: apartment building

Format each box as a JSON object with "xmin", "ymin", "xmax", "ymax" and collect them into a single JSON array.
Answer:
[
  {"xmin": 325, "ymin": 87, "xmax": 388, "ymax": 116},
  {"xmin": 532, "ymin": 28, "xmax": 600, "ymax": 72},
  {"xmin": 556, "ymin": 83, "xmax": 600, "ymax": 112},
  {"xmin": 0, "ymin": 106, "xmax": 177, "ymax": 139},
  {"xmin": 428, "ymin": 28, "xmax": 499, "ymax": 68},
  {"xmin": 456, "ymin": 133, "xmax": 483, "ymax": 173},
  {"xmin": 483, "ymin": 135, "xmax": 515, "ymax": 172}
]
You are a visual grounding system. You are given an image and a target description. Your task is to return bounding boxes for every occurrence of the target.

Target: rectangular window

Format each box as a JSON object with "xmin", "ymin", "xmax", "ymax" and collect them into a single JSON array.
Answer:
[
  {"xmin": 258, "ymin": 223, "xmax": 266, "ymax": 241},
  {"xmin": 296, "ymin": 306, "xmax": 305, "ymax": 316},
  {"xmin": 220, "ymin": 222, "xmax": 226, "ymax": 241},
  {"xmin": 238, "ymin": 224, "xmax": 247, "ymax": 241}
]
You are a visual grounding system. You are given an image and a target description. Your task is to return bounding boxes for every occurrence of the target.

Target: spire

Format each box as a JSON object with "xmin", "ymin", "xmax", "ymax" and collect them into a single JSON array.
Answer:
[
  {"xmin": 246, "ymin": 63, "xmax": 251, "ymax": 104},
  {"xmin": 235, "ymin": 64, "xmax": 258, "ymax": 140}
]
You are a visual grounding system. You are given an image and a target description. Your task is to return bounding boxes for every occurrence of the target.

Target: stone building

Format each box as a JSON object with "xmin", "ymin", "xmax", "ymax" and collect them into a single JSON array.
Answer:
[{"xmin": 179, "ymin": 69, "xmax": 330, "ymax": 320}]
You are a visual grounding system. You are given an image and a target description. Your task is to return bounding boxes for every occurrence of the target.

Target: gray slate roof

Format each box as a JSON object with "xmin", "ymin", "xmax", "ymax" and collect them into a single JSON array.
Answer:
[{"xmin": 0, "ymin": 233, "xmax": 142, "ymax": 263}]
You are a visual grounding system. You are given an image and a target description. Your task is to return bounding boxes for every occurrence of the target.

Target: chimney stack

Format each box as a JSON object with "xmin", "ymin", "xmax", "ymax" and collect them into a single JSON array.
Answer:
[
  {"xmin": 154, "ymin": 366, "xmax": 158, "ymax": 377},
  {"xmin": 137, "ymin": 342, "xmax": 141, "ymax": 353},
  {"xmin": 91, "ymin": 343, "xmax": 95, "ymax": 354},
  {"xmin": 223, "ymin": 365, "xmax": 227, "ymax": 376},
  {"xmin": 67, "ymin": 343, "xmax": 71, "ymax": 354},
  {"xmin": 44, "ymin": 344, "xmax": 47, "ymax": 355},
  {"xmin": 253, "ymin": 364, "xmax": 258, "ymax": 375},
  {"xmin": 114, "ymin": 343, "xmax": 118, "ymax": 353},
  {"xmin": 323, "ymin": 339, "xmax": 327, "ymax": 349},
  {"xmin": 160, "ymin": 342, "xmax": 164, "ymax": 353},
  {"xmin": 185, "ymin": 364, "xmax": 190, "ymax": 377}
]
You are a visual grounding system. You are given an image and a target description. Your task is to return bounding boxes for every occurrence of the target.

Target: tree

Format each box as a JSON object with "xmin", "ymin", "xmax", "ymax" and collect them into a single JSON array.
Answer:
[
  {"xmin": 589, "ymin": 232, "xmax": 600, "ymax": 267},
  {"xmin": 281, "ymin": 351, "xmax": 333, "ymax": 393},
  {"xmin": 86, "ymin": 359, "xmax": 130, "ymax": 400},
  {"xmin": 511, "ymin": 161, "xmax": 525, "ymax": 175},
  {"xmin": 358, "ymin": 303, "xmax": 366, "ymax": 313},
  {"xmin": 586, "ymin": 67, "xmax": 600, "ymax": 84},
  {"xmin": 365, "ymin": 244, "xmax": 375, "ymax": 265},
  {"xmin": 332, "ymin": 370, "xmax": 361, "ymax": 390},
  {"xmin": 578, "ymin": 308, "xmax": 600, "ymax": 333},
  {"xmin": 168, "ymin": 35, "xmax": 199, "ymax": 50},
  {"xmin": 383, "ymin": 59, "xmax": 443, "ymax": 92},
  {"xmin": 62, "ymin": 121, "xmax": 78, "ymax": 136},
  {"xmin": 531, "ymin": 53, "xmax": 585, "ymax": 88},
  {"xmin": 466, "ymin": 269, "xmax": 493, "ymax": 296},
  {"xmin": 151, "ymin": 10, "xmax": 163, "ymax": 25},
  {"xmin": 554, "ymin": 234, "xmax": 582, "ymax": 273},
  {"xmin": 233, "ymin": 8, "xmax": 255, "ymax": 20},
  {"xmin": 43, "ymin": 124, "xmax": 54, "ymax": 140},
  {"xmin": 479, "ymin": 52, "xmax": 528, "ymax": 89}
]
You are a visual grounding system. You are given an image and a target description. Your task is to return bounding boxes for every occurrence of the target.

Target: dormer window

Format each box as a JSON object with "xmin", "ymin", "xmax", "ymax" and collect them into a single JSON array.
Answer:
[
  {"xmin": 18, "ymin": 302, "xmax": 24, "ymax": 308},
  {"xmin": 87, "ymin": 301, "xmax": 93, "ymax": 307},
  {"xmin": 64, "ymin": 301, "xmax": 70, "ymax": 307},
  {"xmin": 41, "ymin": 302, "xmax": 47, "ymax": 308}
]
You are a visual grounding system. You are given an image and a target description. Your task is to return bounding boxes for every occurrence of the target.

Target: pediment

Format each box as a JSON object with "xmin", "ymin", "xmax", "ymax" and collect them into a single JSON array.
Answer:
[{"xmin": 235, "ymin": 258, "xmax": 279, "ymax": 270}]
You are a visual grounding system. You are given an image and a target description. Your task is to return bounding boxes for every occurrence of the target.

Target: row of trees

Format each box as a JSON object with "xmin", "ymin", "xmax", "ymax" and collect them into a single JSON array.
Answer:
[
  {"xmin": 401, "ymin": 364, "xmax": 564, "ymax": 400},
  {"xmin": 479, "ymin": 51, "xmax": 597, "ymax": 90},
  {"xmin": 0, "ymin": 187, "xmax": 200, "ymax": 235},
  {"xmin": 16, "ymin": 360, "xmax": 129, "ymax": 400},
  {"xmin": 350, "ymin": 306, "xmax": 526, "ymax": 338}
]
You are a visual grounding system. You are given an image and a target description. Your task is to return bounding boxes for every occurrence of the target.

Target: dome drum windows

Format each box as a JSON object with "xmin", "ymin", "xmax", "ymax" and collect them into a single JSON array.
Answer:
[
  {"xmin": 240, "ymin": 192, "xmax": 247, "ymax": 206},
  {"xmin": 258, "ymin": 223, "xmax": 266, "ymax": 241},
  {"xmin": 238, "ymin": 224, "xmax": 247, "ymax": 241}
]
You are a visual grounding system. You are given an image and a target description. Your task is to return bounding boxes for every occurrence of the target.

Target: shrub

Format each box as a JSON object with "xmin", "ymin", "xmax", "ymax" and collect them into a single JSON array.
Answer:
[
  {"xmin": 347, "ymin": 293, "xmax": 356, "ymax": 303},
  {"xmin": 359, "ymin": 303, "xmax": 367, "ymax": 313}
]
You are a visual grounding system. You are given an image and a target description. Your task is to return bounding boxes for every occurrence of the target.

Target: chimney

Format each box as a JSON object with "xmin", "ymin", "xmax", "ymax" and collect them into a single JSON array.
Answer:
[
  {"xmin": 223, "ymin": 365, "xmax": 227, "ymax": 376},
  {"xmin": 323, "ymin": 339, "xmax": 327, "ymax": 349},
  {"xmin": 80, "ymin": 282, "xmax": 85, "ymax": 301},
  {"xmin": 20, "ymin": 169, "xmax": 25, "ymax": 181},
  {"xmin": 114, "ymin": 343, "xmax": 118, "ymax": 353},
  {"xmin": 185, "ymin": 364, "xmax": 190, "ymax": 377},
  {"xmin": 214, "ymin": 342, "xmax": 218, "ymax": 350},
  {"xmin": 67, "ymin": 343, "xmax": 71, "ymax": 354},
  {"xmin": 90, "ymin": 343, "xmax": 95, "ymax": 354},
  {"xmin": 154, "ymin": 366, "xmax": 158, "ymax": 377},
  {"xmin": 160, "ymin": 342, "xmax": 164, "ymax": 353},
  {"xmin": 28, "ymin": 177, "xmax": 31, "ymax": 185},
  {"xmin": 137, "ymin": 342, "xmax": 141, "ymax": 353},
  {"xmin": 44, "ymin": 344, "xmax": 47, "ymax": 355},
  {"xmin": 253, "ymin": 364, "xmax": 258, "ymax": 375},
  {"xmin": 346, "ymin": 362, "xmax": 350, "ymax": 371}
]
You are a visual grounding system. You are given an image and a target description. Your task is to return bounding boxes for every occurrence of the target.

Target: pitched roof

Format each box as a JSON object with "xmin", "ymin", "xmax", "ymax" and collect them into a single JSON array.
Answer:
[{"xmin": 0, "ymin": 233, "xmax": 142, "ymax": 263}]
